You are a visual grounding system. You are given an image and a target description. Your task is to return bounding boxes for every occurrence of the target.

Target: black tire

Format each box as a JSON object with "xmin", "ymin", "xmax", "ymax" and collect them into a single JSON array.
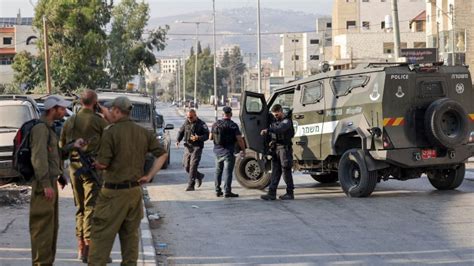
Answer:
[
  {"xmin": 427, "ymin": 163, "xmax": 465, "ymax": 190},
  {"xmin": 424, "ymin": 98, "xmax": 469, "ymax": 149},
  {"xmin": 338, "ymin": 149, "xmax": 378, "ymax": 197},
  {"xmin": 311, "ymin": 173, "xmax": 338, "ymax": 183},
  {"xmin": 234, "ymin": 154, "xmax": 271, "ymax": 189}
]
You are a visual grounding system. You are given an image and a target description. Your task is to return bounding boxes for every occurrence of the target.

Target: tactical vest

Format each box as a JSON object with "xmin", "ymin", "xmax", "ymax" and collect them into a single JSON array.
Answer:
[{"xmin": 270, "ymin": 118, "xmax": 294, "ymax": 145}]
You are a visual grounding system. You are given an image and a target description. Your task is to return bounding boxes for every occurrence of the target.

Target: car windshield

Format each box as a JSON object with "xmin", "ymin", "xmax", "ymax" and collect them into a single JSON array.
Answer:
[
  {"xmin": 130, "ymin": 103, "xmax": 151, "ymax": 122},
  {"xmin": 0, "ymin": 105, "xmax": 32, "ymax": 128}
]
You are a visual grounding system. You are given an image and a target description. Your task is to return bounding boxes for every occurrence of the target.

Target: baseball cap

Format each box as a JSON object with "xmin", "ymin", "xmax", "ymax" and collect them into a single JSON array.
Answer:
[
  {"xmin": 105, "ymin": 96, "xmax": 133, "ymax": 112},
  {"xmin": 222, "ymin": 106, "xmax": 232, "ymax": 114},
  {"xmin": 43, "ymin": 95, "xmax": 71, "ymax": 110}
]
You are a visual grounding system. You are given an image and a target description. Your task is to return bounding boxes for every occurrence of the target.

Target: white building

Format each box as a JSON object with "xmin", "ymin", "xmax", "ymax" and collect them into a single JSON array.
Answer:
[
  {"xmin": 279, "ymin": 18, "xmax": 332, "ymax": 79},
  {"xmin": 332, "ymin": 0, "xmax": 427, "ymax": 69},
  {"xmin": 159, "ymin": 58, "xmax": 180, "ymax": 74},
  {"xmin": 0, "ymin": 12, "xmax": 38, "ymax": 85},
  {"xmin": 216, "ymin": 44, "xmax": 240, "ymax": 65}
]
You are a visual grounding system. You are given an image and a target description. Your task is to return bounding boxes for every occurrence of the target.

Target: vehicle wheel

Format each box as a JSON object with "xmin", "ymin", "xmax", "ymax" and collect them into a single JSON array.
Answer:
[
  {"xmin": 234, "ymin": 154, "xmax": 271, "ymax": 189},
  {"xmin": 424, "ymin": 98, "xmax": 469, "ymax": 148},
  {"xmin": 338, "ymin": 149, "xmax": 378, "ymax": 197},
  {"xmin": 427, "ymin": 163, "xmax": 465, "ymax": 190},
  {"xmin": 311, "ymin": 173, "xmax": 338, "ymax": 183}
]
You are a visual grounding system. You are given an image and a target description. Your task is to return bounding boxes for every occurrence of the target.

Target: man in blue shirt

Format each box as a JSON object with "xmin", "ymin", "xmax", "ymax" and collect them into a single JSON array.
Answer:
[{"xmin": 210, "ymin": 107, "xmax": 246, "ymax": 198}]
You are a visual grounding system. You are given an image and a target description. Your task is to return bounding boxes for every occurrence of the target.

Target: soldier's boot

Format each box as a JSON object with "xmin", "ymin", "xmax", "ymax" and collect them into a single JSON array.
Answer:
[
  {"xmin": 260, "ymin": 190, "xmax": 276, "ymax": 201},
  {"xmin": 82, "ymin": 241, "xmax": 89, "ymax": 263},
  {"xmin": 77, "ymin": 237, "xmax": 85, "ymax": 260},
  {"xmin": 279, "ymin": 193, "xmax": 294, "ymax": 200},
  {"xmin": 186, "ymin": 180, "xmax": 195, "ymax": 191},
  {"xmin": 196, "ymin": 172, "xmax": 205, "ymax": 188}
]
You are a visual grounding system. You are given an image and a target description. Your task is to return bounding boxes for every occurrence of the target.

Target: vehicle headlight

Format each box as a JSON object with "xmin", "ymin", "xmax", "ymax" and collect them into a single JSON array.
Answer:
[{"xmin": 157, "ymin": 135, "xmax": 163, "ymax": 140}]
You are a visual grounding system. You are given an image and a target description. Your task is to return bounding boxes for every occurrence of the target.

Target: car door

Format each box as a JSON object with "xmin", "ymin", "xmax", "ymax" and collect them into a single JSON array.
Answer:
[
  {"xmin": 240, "ymin": 91, "xmax": 268, "ymax": 154},
  {"xmin": 292, "ymin": 81, "xmax": 325, "ymax": 160}
]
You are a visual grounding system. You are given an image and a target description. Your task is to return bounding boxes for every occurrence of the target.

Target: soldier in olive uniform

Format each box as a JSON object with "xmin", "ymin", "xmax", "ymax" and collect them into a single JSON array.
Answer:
[
  {"xmin": 29, "ymin": 95, "xmax": 77, "ymax": 265},
  {"xmin": 59, "ymin": 89, "xmax": 108, "ymax": 262},
  {"xmin": 176, "ymin": 109, "xmax": 209, "ymax": 191},
  {"xmin": 88, "ymin": 96, "xmax": 168, "ymax": 265},
  {"xmin": 260, "ymin": 104, "xmax": 295, "ymax": 200}
]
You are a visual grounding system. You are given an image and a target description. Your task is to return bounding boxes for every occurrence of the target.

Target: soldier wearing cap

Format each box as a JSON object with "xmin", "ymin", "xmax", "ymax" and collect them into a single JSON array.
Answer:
[
  {"xmin": 88, "ymin": 96, "xmax": 168, "ymax": 265},
  {"xmin": 59, "ymin": 89, "xmax": 108, "ymax": 262},
  {"xmin": 176, "ymin": 109, "xmax": 209, "ymax": 191},
  {"xmin": 29, "ymin": 95, "xmax": 80, "ymax": 265},
  {"xmin": 210, "ymin": 106, "xmax": 246, "ymax": 198}
]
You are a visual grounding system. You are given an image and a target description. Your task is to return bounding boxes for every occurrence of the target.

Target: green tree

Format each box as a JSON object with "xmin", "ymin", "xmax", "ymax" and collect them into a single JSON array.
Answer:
[
  {"xmin": 33, "ymin": 0, "xmax": 113, "ymax": 91},
  {"xmin": 108, "ymin": 0, "xmax": 168, "ymax": 89},
  {"xmin": 11, "ymin": 51, "xmax": 44, "ymax": 90},
  {"xmin": 197, "ymin": 41, "xmax": 202, "ymax": 55}
]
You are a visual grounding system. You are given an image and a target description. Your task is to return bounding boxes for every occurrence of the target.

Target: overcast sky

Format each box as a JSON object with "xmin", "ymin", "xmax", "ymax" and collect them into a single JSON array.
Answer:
[{"xmin": 0, "ymin": 0, "xmax": 332, "ymax": 18}]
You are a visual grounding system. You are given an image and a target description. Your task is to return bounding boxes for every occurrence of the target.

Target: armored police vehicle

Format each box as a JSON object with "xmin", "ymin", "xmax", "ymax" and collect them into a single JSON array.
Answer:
[{"xmin": 236, "ymin": 63, "xmax": 473, "ymax": 197}]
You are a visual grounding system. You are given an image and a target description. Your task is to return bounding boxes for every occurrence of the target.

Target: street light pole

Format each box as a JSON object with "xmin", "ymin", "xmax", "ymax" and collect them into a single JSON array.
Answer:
[
  {"xmin": 194, "ymin": 23, "xmax": 199, "ymax": 106},
  {"xmin": 256, "ymin": 0, "xmax": 262, "ymax": 93},
  {"xmin": 213, "ymin": 0, "xmax": 218, "ymax": 121}
]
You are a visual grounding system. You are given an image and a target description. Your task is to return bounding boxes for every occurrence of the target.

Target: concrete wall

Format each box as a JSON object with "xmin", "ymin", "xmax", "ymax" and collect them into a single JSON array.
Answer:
[{"xmin": 14, "ymin": 26, "xmax": 38, "ymax": 55}]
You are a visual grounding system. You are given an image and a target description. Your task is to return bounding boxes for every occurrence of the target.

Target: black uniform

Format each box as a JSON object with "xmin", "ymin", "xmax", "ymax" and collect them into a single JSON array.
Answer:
[
  {"xmin": 267, "ymin": 116, "xmax": 294, "ymax": 196},
  {"xmin": 177, "ymin": 118, "xmax": 209, "ymax": 188}
]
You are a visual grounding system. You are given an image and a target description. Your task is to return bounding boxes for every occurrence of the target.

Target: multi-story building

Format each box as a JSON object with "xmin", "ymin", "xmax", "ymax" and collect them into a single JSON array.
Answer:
[
  {"xmin": 426, "ymin": 0, "xmax": 472, "ymax": 78},
  {"xmin": 159, "ymin": 58, "xmax": 180, "ymax": 74},
  {"xmin": 331, "ymin": 0, "xmax": 427, "ymax": 69},
  {"xmin": 216, "ymin": 44, "xmax": 240, "ymax": 65},
  {"xmin": 0, "ymin": 12, "xmax": 37, "ymax": 85},
  {"xmin": 279, "ymin": 17, "xmax": 333, "ymax": 79}
]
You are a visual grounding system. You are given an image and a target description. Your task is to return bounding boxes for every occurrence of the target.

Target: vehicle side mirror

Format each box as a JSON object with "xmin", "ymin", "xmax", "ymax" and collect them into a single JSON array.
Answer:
[{"xmin": 165, "ymin": 124, "xmax": 174, "ymax": 130}]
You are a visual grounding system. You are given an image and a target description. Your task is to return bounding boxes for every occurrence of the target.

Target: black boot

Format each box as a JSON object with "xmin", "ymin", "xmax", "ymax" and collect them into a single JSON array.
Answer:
[
  {"xmin": 196, "ymin": 172, "xmax": 204, "ymax": 188},
  {"xmin": 279, "ymin": 193, "xmax": 294, "ymax": 200},
  {"xmin": 261, "ymin": 191, "xmax": 276, "ymax": 200},
  {"xmin": 224, "ymin": 192, "xmax": 239, "ymax": 198},
  {"xmin": 186, "ymin": 181, "xmax": 195, "ymax": 191}
]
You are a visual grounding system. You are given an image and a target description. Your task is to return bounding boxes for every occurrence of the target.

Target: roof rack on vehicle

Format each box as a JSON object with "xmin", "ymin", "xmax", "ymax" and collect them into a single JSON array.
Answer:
[{"xmin": 365, "ymin": 62, "xmax": 410, "ymax": 68}]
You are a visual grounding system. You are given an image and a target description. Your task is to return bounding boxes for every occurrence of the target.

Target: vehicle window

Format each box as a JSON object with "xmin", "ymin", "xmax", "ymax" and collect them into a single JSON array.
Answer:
[
  {"xmin": 130, "ymin": 103, "xmax": 151, "ymax": 122},
  {"xmin": 331, "ymin": 76, "xmax": 369, "ymax": 97},
  {"xmin": 246, "ymin": 96, "xmax": 263, "ymax": 113},
  {"xmin": 301, "ymin": 82, "xmax": 323, "ymax": 104},
  {"xmin": 0, "ymin": 105, "xmax": 32, "ymax": 128},
  {"xmin": 269, "ymin": 91, "xmax": 294, "ymax": 116},
  {"xmin": 156, "ymin": 114, "xmax": 164, "ymax": 127}
]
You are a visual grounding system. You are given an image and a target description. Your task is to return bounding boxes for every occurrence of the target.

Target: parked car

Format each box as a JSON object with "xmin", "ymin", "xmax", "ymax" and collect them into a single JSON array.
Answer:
[
  {"xmin": 237, "ymin": 63, "xmax": 473, "ymax": 197},
  {"xmin": 0, "ymin": 95, "xmax": 40, "ymax": 184},
  {"xmin": 97, "ymin": 92, "xmax": 174, "ymax": 173}
]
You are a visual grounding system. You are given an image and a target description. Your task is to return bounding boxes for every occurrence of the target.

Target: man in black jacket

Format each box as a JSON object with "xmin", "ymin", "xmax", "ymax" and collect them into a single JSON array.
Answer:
[{"xmin": 176, "ymin": 109, "xmax": 209, "ymax": 191}]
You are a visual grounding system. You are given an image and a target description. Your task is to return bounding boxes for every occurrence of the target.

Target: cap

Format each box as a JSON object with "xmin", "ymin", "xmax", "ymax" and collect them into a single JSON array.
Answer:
[
  {"xmin": 43, "ymin": 95, "xmax": 71, "ymax": 110},
  {"xmin": 222, "ymin": 106, "xmax": 232, "ymax": 114},
  {"xmin": 105, "ymin": 96, "xmax": 133, "ymax": 112}
]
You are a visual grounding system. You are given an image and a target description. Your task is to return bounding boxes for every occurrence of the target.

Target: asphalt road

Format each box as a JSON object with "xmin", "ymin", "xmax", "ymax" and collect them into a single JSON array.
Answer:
[{"xmin": 146, "ymin": 103, "xmax": 474, "ymax": 265}]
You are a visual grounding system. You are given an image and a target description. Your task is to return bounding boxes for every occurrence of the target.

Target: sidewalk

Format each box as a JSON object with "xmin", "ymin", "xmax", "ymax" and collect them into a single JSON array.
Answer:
[{"xmin": 0, "ymin": 183, "xmax": 154, "ymax": 265}]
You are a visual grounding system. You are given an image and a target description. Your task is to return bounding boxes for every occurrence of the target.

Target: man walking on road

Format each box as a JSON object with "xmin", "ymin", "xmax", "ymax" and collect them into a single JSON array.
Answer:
[
  {"xmin": 176, "ymin": 109, "xmax": 209, "ymax": 191},
  {"xmin": 29, "ymin": 95, "xmax": 75, "ymax": 265},
  {"xmin": 88, "ymin": 96, "xmax": 168, "ymax": 265},
  {"xmin": 59, "ymin": 89, "xmax": 108, "ymax": 262},
  {"xmin": 260, "ymin": 104, "xmax": 295, "ymax": 200},
  {"xmin": 210, "ymin": 106, "xmax": 246, "ymax": 198}
]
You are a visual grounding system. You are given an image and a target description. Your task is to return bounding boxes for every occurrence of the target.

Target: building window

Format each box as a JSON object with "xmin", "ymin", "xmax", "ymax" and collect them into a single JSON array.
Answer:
[
  {"xmin": 414, "ymin": 42, "xmax": 426, "ymax": 48},
  {"xmin": 381, "ymin": 0, "xmax": 386, "ymax": 2},
  {"xmin": 3, "ymin": 37, "xmax": 12, "ymax": 45},
  {"xmin": 0, "ymin": 56, "xmax": 13, "ymax": 65},
  {"xmin": 426, "ymin": 15, "xmax": 430, "ymax": 23},
  {"xmin": 383, "ymin": 42, "xmax": 407, "ymax": 54},
  {"xmin": 326, "ymin": 22, "xmax": 332, "ymax": 28},
  {"xmin": 292, "ymin": 55, "xmax": 300, "ymax": 61},
  {"xmin": 346, "ymin": 21, "xmax": 356, "ymax": 29},
  {"xmin": 310, "ymin": 39, "xmax": 320, "ymax": 45},
  {"xmin": 362, "ymin": 0, "xmax": 369, "ymax": 2},
  {"xmin": 310, "ymin": 55, "xmax": 320, "ymax": 60},
  {"xmin": 381, "ymin": 21, "xmax": 385, "ymax": 29},
  {"xmin": 362, "ymin": 21, "xmax": 370, "ymax": 30},
  {"xmin": 291, "ymin": 39, "xmax": 299, "ymax": 43},
  {"xmin": 415, "ymin": 21, "xmax": 424, "ymax": 32}
]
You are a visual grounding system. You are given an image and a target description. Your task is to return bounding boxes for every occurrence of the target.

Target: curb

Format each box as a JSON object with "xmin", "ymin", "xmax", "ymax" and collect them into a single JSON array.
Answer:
[{"xmin": 140, "ymin": 186, "xmax": 157, "ymax": 266}]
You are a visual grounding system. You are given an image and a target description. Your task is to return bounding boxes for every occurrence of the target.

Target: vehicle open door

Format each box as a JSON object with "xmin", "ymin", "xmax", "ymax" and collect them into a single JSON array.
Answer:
[{"xmin": 240, "ymin": 91, "xmax": 268, "ymax": 153}]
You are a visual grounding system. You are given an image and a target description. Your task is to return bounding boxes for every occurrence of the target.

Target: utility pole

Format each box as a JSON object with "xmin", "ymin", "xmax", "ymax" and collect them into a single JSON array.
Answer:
[
  {"xmin": 256, "ymin": 0, "xmax": 262, "ymax": 93},
  {"xmin": 194, "ymin": 24, "xmax": 199, "ymax": 106},
  {"xmin": 42, "ymin": 16, "xmax": 51, "ymax": 94},
  {"xmin": 391, "ymin": 0, "xmax": 401, "ymax": 60},
  {"xmin": 213, "ymin": 0, "xmax": 218, "ymax": 121},
  {"xmin": 176, "ymin": 59, "xmax": 180, "ymax": 103},
  {"xmin": 450, "ymin": 4, "xmax": 456, "ymax": 66}
]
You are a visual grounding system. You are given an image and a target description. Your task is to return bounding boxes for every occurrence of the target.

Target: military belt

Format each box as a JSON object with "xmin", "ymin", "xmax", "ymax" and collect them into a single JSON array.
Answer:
[{"xmin": 103, "ymin": 181, "xmax": 140, "ymax": 190}]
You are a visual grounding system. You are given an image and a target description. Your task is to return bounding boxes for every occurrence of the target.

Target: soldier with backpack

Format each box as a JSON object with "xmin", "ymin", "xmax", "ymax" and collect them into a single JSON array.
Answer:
[
  {"xmin": 27, "ymin": 95, "xmax": 81, "ymax": 265},
  {"xmin": 210, "ymin": 106, "xmax": 246, "ymax": 198},
  {"xmin": 260, "ymin": 104, "xmax": 296, "ymax": 200}
]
